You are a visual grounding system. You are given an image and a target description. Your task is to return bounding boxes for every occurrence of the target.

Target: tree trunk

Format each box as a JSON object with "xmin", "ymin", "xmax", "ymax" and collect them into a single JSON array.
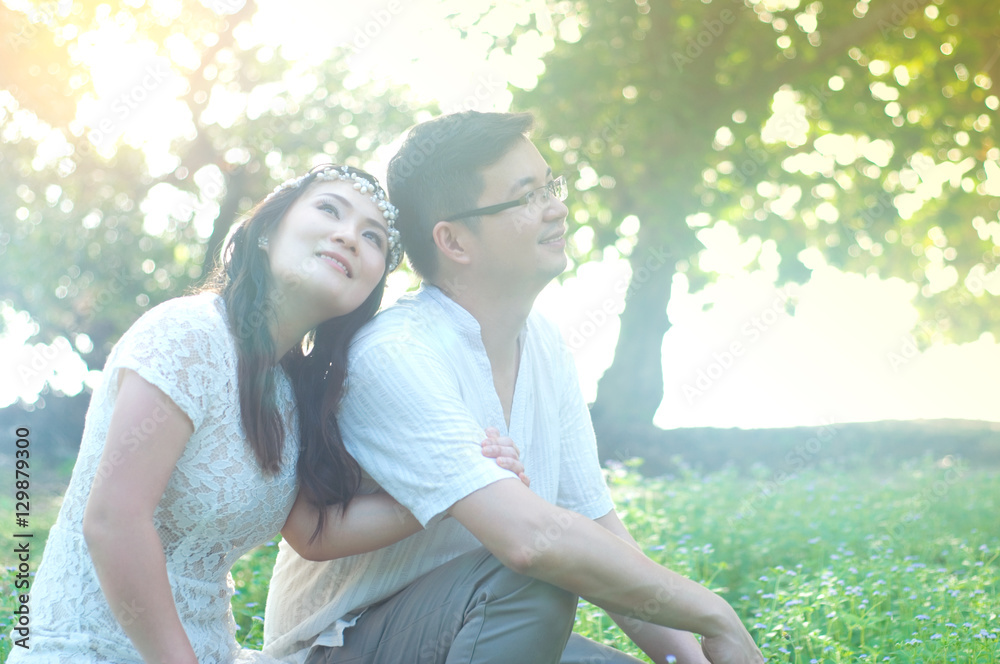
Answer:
[
  {"xmin": 590, "ymin": 231, "xmax": 676, "ymax": 458},
  {"xmin": 203, "ymin": 165, "xmax": 249, "ymax": 276}
]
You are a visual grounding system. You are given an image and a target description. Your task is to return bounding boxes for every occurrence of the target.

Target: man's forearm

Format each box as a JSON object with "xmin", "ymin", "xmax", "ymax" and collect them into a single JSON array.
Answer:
[
  {"xmin": 515, "ymin": 510, "xmax": 735, "ymax": 636},
  {"xmin": 596, "ymin": 511, "xmax": 710, "ymax": 663},
  {"xmin": 451, "ymin": 480, "xmax": 738, "ymax": 638}
]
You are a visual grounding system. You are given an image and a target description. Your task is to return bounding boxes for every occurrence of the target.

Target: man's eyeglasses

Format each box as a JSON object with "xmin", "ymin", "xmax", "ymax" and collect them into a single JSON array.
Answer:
[{"xmin": 444, "ymin": 176, "xmax": 567, "ymax": 222}]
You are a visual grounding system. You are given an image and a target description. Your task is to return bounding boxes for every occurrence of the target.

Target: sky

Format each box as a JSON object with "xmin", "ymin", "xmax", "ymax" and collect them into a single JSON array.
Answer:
[{"xmin": 3, "ymin": 0, "xmax": 999, "ymax": 428}]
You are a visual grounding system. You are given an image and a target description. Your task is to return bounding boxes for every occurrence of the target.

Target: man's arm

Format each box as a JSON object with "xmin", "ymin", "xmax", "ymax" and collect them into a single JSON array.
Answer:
[
  {"xmin": 449, "ymin": 478, "xmax": 763, "ymax": 664},
  {"xmin": 594, "ymin": 510, "xmax": 710, "ymax": 664},
  {"xmin": 543, "ymin": 322, "xmax": 729, "ymax": 661}
]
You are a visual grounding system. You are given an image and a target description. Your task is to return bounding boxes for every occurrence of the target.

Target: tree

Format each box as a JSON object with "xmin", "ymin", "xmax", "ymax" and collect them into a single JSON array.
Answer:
[
  {"xmin": 1, "ymin": 0, "xmax": 418, "ymax": 404},
  {"xmin": 512, "ymin": 0, "xmax": 1000, "ymax": 452}
]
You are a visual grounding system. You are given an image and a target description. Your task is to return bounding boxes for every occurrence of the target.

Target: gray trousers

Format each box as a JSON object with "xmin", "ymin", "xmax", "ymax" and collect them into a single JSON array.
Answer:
[{"xmin": 304, "ymin": 547, "xmax": 643, "ymax": 664}]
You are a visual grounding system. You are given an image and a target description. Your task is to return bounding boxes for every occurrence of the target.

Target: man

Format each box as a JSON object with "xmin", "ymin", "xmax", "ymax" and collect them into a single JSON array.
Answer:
[{"xmin": 263, "ymin": 111, "xmax": 763, "ymax": 664}]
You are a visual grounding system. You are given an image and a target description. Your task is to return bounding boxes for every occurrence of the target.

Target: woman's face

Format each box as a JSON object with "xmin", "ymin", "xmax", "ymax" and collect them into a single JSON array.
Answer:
[{"xmin": 265, "ymin": 179, "xmax": 389, "ymax": 320}]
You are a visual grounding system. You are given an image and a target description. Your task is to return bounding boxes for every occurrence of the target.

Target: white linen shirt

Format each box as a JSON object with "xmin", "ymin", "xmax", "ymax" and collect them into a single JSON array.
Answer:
[{"xmin": 263, "ymin": 285, "xmax": 615, "ymax": 662}]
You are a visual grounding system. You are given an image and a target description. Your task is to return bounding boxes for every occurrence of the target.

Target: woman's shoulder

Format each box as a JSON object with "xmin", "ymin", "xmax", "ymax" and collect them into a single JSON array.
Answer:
[
  {"xmin": 102, "ymin": 292, "xmax": 236, "ymax": 430},
  {"xmin": 121, "ymin": 292, "xmax": 229, "ymax": 343},
  {"xmin": 137, "ymin": 291, "xmax": 226, "ymax": 325},
  {"xmin": 109, "ymin": 292, "xmax": 234, "ymax": 371}
]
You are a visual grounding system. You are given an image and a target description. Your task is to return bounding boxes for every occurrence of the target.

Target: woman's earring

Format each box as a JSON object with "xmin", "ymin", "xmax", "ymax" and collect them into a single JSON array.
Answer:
[{"xmin": 257, "ymin": 236, "xmax": 269, "ymax": 249}]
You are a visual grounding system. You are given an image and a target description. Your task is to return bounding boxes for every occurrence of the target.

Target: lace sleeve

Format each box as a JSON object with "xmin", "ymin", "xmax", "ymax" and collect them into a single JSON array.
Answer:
[{"xmin": 105, "ymin": 294, "xmax": 235, "ymax": 431}]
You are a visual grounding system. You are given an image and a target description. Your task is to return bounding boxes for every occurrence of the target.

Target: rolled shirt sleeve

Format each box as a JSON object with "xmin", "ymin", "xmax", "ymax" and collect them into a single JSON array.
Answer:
[{"xmin": 339, "ymin": 335, "xmax": 514, "ymax": 526}]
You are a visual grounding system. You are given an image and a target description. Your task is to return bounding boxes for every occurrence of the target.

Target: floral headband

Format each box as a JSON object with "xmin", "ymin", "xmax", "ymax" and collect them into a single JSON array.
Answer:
[{"xmin": 266, "ymin": 164, "xmax": 402, "ymax": 272}]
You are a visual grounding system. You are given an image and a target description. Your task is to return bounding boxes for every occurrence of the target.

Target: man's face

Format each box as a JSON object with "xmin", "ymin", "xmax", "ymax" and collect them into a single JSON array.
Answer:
[{"xmin": 466, "ymin": 138, "xmax": 570, "ymax": 292}]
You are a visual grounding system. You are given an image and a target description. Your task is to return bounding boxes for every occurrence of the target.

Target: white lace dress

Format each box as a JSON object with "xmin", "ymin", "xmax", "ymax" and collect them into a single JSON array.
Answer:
[{"xmin": 9, "ymin": 293, "xmax": 299, "ymax": 663}]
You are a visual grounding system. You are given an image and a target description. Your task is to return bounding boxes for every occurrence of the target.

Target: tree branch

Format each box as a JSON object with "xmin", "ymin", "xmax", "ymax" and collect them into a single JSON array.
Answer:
[{"xmin": 732, "ymin": 0, "xmax": 934, "ymax": 100}]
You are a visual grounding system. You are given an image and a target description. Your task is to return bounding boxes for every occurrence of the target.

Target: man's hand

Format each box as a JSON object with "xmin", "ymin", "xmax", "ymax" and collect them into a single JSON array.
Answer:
[
  {"xmin": 701, "ymin": 626, "xmax": 764, "ymax": 664},
  {"xmin": 480, "ymin": 427, "xmax": 530, "ymax": 487}
]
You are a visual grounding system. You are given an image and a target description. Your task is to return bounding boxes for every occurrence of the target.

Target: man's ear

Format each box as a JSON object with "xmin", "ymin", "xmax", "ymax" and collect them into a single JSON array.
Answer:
[{"xmin": 431, "ymin": 220, "xmax": 475, "ymax": 266}]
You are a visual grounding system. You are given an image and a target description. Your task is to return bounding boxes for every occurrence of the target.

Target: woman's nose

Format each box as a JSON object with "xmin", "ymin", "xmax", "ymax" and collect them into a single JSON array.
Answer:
[{"xmin": 331, "ymin": 221, "xmax": 360, "ymax": 253}]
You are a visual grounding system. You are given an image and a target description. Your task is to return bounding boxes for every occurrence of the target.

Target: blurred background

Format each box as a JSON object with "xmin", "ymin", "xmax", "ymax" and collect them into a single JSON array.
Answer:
[{"xmin": 2, "ymin": 0, "xmax": 999, "ymax": 475}]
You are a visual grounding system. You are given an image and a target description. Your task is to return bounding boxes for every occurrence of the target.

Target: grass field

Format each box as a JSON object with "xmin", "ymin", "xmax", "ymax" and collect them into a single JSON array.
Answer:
[{"xmin": 3, "ymin": 455, "xmax": 998, "ymax": 662}]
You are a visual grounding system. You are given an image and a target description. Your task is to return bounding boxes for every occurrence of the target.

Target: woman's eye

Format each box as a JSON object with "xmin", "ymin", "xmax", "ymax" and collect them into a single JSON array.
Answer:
[
  {"xmin": 319, "ymin": 203, "xmax": 341, "ymax": 218},
  {"xmin": 363, "ymin": 230, "xmax": 385, "ymax": 248}
]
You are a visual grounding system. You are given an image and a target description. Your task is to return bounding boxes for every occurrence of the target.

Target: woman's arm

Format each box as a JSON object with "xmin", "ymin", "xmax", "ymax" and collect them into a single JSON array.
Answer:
[
  {"xmin": 280, "ymin": 489, "xmax": 420, "ymax": 561},
  {"xmin": 82, "ymin": 369, "xmax": 199, "ymax": 664},
  {"xmin": 281, "ymin": 429, "xmax": 528, "ymax": 561}
]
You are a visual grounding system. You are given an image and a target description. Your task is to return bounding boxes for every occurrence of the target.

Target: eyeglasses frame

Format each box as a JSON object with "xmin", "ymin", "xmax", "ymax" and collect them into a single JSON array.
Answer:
[{"xmin": 444, "ymin": 175, "xmax": 567, "ymax": 222}]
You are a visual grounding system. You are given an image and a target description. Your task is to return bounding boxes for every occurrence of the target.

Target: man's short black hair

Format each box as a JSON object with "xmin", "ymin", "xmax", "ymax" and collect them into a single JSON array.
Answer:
[{"xmin": 387, "ymin": 111, "xmax": 534, "ymax": 281}]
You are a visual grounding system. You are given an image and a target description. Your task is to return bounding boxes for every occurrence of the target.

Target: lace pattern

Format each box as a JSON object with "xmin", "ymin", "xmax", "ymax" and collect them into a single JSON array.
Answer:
[{"xmin": 9, "ymin": 294, "xmax": 298, "ymax": 663}]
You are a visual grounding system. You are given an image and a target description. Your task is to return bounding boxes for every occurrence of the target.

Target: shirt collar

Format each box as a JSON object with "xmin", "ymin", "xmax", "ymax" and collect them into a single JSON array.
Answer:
[
  {"xmin": 420, "ymin": 284, "xmax": 483, "ymax": 336},
  {"xmin": 419, "ymin": 284, "xmax": 533, "ymax": 351}
]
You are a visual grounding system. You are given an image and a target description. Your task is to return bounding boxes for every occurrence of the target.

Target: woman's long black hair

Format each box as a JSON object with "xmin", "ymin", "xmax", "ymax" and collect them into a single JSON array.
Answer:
[{"xmin": 204, "ymin": 165, "xmax": 391, "ymax": 539}]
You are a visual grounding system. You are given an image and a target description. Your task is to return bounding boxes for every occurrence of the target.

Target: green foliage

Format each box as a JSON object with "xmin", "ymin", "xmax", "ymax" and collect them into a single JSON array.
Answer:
[
  {"xmin": 512, "ymin": 0, "xmax": 1000, "ymax": 428},
  {"xmin": 519, "ymin": 0, "xmax": 999, "ymax": 333},
  {"xmin": 7, "ymin": 1, "xmax": 999, "ymax": 435},
  {"xmin": 2, "ymin": 459, "xmax": 997, "ymax": 662},
  {"xmin": 230, "ymin": 538, "xmax": 280, "ymax": 649},
  {"xmin": 1, "ymin": 1, "xmax": 422, "ymax": 379},
  {"xmin": 5, "ymin": 458, "xmax": 995, "ymax": 661},
  {"xmin": 587, "ymin": 456, "xmax": 1000, "ymax": 662}
]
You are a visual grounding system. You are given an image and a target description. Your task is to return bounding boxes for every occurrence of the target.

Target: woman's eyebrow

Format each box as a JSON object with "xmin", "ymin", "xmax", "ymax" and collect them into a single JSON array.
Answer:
[
  {"xmin": 315, "ymin": 191, "xmax": 354, "ymax": 211},
  {"xmin": 316, "ymin": 192, "xmax": 389, "ymax": 236}
]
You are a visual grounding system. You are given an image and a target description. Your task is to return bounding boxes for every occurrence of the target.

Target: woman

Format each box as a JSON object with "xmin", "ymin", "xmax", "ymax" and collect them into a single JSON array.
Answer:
[{"xmin": 11, "ymin": 165, "xmax": 526, "ymax": 663}]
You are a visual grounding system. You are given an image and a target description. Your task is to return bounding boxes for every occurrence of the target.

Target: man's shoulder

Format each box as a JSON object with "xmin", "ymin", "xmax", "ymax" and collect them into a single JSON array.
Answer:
[{"xmin": 350, "ymin": 289, "xmax": 454, "ymax": 359}]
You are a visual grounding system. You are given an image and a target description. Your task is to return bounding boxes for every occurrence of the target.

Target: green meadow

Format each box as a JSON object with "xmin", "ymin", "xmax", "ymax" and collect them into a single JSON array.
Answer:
[{"xmin": 3, "ymin": 456, "xmax": 998, "ymax": 663}]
